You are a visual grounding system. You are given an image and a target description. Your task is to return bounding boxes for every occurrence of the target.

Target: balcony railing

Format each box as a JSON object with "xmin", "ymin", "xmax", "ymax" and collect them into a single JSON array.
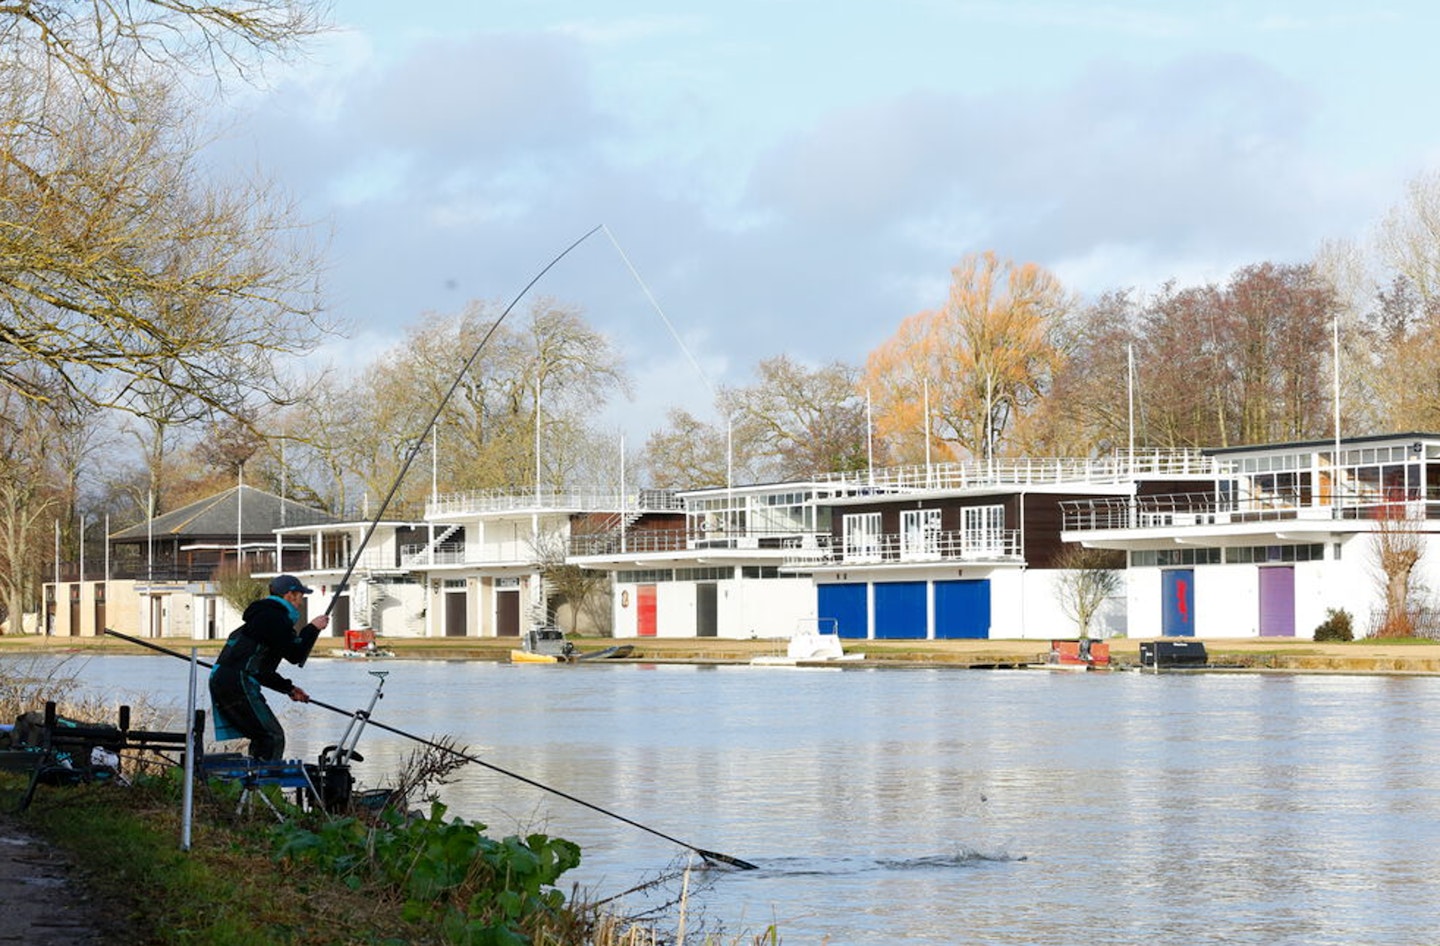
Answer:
[
  {"xmin": 399, "ymin": 541, "xmax": 467, "ymax": 565},
  {"xmin": 569, "ymin": 529, "xmax": 823, "ymax": 557},
  {"xmin": 794, "ymin": 528, "xmax": 1023, "ymax": 566},
  {"xmin": 814, "ymin": 450, "xmax": 1222, "ymax": 495},
  {"xmin": 426, "ymin": 487, "xmax": 682, "ymax": 518},
  {"xmin": 569, "ymin": 525, "xmax": 1023, "ymax": 566},
  {"xmin": 1061, "ymin": 488, "xmax": 1440, "ymax": 533}
]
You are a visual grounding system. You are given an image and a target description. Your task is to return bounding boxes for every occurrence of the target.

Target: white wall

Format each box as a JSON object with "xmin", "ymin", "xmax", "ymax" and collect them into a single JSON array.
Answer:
[
  {"xmin": 611, "ymin": 576, "xmax": 818, "ymax": 640},
  {"xmin": 1020, "ymin": 569, "xmax": 1128, "ymax": 640},
  {"xmin": 725, "ymin": 579, "xmax": 816, "ymax": 639}
]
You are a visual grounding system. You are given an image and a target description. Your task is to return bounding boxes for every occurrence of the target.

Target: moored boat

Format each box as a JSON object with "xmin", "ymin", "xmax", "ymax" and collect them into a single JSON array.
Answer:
[
  {"xmin": 509, "ymin": 627, "xmax": 634, "ymax": 663},
  {"xmin": 750, "ymin": 627, "xmax": 863, "ymax": 666}
]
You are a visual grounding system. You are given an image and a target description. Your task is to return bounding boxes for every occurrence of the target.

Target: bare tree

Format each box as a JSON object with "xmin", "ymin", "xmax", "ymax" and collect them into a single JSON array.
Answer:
[
  {"xmin": 2, "ymin": 2, "xmax": 329, "ymax": 423},
  {"xmin": 0, "ymin": 390, "xmax": 74, "ymax": 627},
  {"xmin": 643, "ymin": 356, "xmax": 866, "ymax": 487},
  {"xmin": 721, "ymin": 356, "xmax": 867, "ymax": 479},
  {"xmin": 531, "ymin": 525, "xmax": 611, "ymax": 635},
  {"xmin": 642, "ymin": 406, "xmax": 733, "ymax": 489},
  {"xmin": 1052, "ymin": 545, "xmax": 1124, "ymax": 639},
  {"xmin": 1369, "ymin": 509, "xmax": 1428, "ymax": 638},
  {"xmin": 1378, "ymin": 168, "xmax": 1440, "ymax": 305}
]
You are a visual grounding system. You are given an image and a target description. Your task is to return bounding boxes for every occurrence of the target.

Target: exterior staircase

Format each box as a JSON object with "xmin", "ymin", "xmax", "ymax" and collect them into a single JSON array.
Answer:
[{"xmin": 404, "ymin": 523, "xmax": 462, "ymax": 567}]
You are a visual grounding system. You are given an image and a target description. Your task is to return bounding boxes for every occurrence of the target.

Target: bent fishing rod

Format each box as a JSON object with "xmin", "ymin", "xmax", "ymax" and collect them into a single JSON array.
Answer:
[
  {"xmin": 103, "ymin": 629, "xmax": 758, "ymax": 870},
  {"xmin": 322, "ymin": 224, "xmax": 605, "ymax": 623}
]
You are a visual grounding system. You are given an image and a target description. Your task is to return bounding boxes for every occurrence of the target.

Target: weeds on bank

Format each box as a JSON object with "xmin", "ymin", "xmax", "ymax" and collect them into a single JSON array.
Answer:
[{"xmin": 273, "ymin": 801, "xmax": 582, "ymax": 945}]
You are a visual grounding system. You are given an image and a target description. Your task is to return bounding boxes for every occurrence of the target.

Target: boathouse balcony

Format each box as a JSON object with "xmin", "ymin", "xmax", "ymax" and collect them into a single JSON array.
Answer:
[
  {"xmin": 425, "ymin": 486, "xmax": 682, "ymax": 518},
  {"xmin": 567, "ymin": 527, "xmax": 826, "ymax": 558},
  {"xmin": 812, "ymin": 449, "xmax": 1220, "ymax": 497},
  {"xmin": 791, "ymin": 528, "xmax": 1024, "ymax": 567},
  {"xmin": 1061, "ymin": 487, "xmax": 1440, "ymax": 538}
]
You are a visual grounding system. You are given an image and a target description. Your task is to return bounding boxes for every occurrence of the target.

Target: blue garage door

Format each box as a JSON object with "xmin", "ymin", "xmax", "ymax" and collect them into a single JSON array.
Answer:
[
  {"xmin": 818, "ymin": 583, "xmax": 868, "ymax": 639},
  {"xmin": 1162, "ymin": 569, "xmax": 1195, "ymax": 637},
  {"xmin": 934, "ymin": 579, "xmax": 991, "ymax": 639},
  {"xmin": 874, "ymin": 581, "xmax": 927, "ymax": 639}
]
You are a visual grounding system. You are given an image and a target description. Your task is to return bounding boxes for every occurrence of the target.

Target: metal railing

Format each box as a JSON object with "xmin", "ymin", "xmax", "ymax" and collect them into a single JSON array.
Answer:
[
  {"xmin": 426, "ymin": 486, "xmax": 682, "ymax": 518},
  {"xmin": 569, "ymin": 524, "xmax": 1024, "ymax": 566},
  {"xmin": 1061, "ymin": 488, "xmax": 1440, "ymax": 532},
  {"xmin": 814, "ymin": 450, "xmax": 1222, "ymax": 494},
  {"xmin": 399, "ymin": 541, "xmax": 467, "ymax": 565},
  {"xmin": 568, "ymin": 528, "xmax": 824, "ymax": 557},
  {"xmin": 793, "ymin": 528, "xmax": 1023, "ymax": 566}
]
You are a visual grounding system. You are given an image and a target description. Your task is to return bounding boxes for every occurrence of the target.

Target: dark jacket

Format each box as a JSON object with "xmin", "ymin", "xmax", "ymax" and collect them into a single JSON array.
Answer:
[{"xmin": 212, "ymin": 596, "xmax": 321, "ymax": 693}]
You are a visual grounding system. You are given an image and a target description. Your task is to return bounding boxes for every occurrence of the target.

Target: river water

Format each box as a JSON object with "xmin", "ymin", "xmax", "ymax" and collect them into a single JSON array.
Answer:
[{"xmin": 18, "ymin": 654, "xmax": 1440, "ymax": 945}]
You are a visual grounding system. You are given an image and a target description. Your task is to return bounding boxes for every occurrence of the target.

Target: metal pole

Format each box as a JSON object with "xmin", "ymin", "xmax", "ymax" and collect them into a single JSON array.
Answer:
[
  {"xmin": 1333, "ymin": 314, "xmax": 1342, "ymax": 508},
  {"xmin": 181, "ymin": 648, "xmax": 197, "ymax": 851}
]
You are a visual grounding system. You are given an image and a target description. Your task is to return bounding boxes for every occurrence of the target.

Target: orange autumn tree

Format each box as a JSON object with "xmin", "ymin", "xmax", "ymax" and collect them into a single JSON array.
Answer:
[{"xmin": 864, "ymin": 251, "xmax": 1072, "ymax": 464}]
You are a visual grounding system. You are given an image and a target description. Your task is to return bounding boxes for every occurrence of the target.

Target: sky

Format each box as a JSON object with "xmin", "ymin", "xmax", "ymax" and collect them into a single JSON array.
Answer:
[{"xmin": 218, "ymin": 0, "xmax": 1440, "ymax": 441}]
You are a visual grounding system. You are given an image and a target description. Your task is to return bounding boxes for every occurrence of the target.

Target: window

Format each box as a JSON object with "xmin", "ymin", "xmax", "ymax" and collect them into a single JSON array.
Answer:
[
  {"xmin": 901, "ymin": 508, "xmax": 942, "ymax": 559},
  {"xmin": 963, "ymin": 505, "xmax": 1005, "ymax": 555},
  {"xmin": 843, "ymin": 512, "xmax": 883, "ymax": 562}
]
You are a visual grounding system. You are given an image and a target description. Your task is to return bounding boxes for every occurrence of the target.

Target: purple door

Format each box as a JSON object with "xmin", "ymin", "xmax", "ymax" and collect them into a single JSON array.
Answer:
[{"xmin": 1258, "ymin": 566, "xmax": 1295, "ymax": 637}]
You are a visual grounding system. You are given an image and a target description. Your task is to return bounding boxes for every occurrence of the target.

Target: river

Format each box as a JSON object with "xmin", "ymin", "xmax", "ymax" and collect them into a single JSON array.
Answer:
[{"xmin": 18, "ymin": 653, "xmax": 1440, "ymax": 945}]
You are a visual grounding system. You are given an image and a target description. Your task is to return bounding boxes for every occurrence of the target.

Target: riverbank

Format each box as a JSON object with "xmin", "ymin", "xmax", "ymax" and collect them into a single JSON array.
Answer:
[{"xmin": 4, "ymin": 631, "xmax": 1440, "ymax": 673}]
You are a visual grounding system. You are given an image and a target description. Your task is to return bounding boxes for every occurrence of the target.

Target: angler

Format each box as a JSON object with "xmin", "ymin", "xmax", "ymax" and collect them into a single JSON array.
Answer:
[{"xmin": 208, "ymin": 575, "xmax": 329, "ymax": 761}]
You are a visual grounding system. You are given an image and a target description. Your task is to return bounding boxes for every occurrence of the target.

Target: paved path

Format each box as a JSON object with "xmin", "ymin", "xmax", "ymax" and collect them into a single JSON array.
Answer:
[{"xmin": 0, "ymin": 811, "xmax": 106, "ymax": 945}]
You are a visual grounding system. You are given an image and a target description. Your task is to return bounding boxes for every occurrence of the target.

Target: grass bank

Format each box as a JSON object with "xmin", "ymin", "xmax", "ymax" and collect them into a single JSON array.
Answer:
[
  {"xmin": 2, "ymin": 773, "xmax": 435, "ymax": 944},
  {"xmin": 2, "ymin": 770, "xmax": 740, "ymax": 945}
]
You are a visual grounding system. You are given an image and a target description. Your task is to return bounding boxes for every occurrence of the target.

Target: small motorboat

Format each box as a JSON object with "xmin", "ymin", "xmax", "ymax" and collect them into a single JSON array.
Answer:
[{"xmin": 510, "ymin": 627, "xmax": 634, "ymax": 664}]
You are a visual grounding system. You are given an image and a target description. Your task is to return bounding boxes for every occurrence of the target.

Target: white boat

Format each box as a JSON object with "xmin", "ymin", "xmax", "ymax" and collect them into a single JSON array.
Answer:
[{"xmin": 751, "ymin": 625, "xmax": 863, "ymax": 666}]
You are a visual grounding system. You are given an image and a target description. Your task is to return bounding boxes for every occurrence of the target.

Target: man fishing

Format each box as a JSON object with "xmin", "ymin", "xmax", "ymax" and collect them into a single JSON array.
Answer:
[{"xmin": 209, "ymin": 575, "xmax": 329, "ymax": 761}]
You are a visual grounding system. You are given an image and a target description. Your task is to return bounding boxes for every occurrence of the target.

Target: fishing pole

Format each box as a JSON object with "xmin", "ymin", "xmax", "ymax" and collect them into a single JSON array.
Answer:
[
  {"xmin": 322, "ymin": 224, "xmax": 605, "ymax": 623},
  {"xmin": 103, "ymin": 629, "xmax": 759, "ymax": 870}
]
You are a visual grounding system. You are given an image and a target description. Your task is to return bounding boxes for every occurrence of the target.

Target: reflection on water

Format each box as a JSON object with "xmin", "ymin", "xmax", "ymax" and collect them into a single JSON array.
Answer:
[{"xmin": 14, "ymin": 654, "xmax": 1440, "ymax": 945}]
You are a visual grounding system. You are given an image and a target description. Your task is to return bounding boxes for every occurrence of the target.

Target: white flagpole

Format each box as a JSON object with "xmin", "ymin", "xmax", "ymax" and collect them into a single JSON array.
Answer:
[
  {"xmin": 923, "ymin": 378, "xmax": 932, "ymax": 485},
  {"xmin": 1333, "ymin": 314, "xmax": 1342, "ymax": 505},
  {"xmin": 147, "ymin": 489, "xmax": 154, "ymax": 584},
  {"xmin": 1128, "ymin": 343, "xmax": 1136, "ymax": 477},
  {"xmin": 866, "ymin": 389, "xmax": 875, "ymax": 486}
]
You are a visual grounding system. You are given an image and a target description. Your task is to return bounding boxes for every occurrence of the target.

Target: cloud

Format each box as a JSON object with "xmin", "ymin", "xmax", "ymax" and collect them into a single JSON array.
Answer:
[
  {"xmin": 218, "ymin": 22, "xmax": 1415, "ymax": 449},
  {"xmin": 739, "ymin": 52, "xmax": 1375, "ymax": 303}
]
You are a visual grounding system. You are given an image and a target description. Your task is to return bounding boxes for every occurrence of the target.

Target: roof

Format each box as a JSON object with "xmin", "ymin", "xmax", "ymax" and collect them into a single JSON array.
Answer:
[
  {"xmin": 1204, "ymin": 431, "xmax": 1440, "ymax": 456},
  {"xmin": 109, "ymin": 485, "xmax": 338, "ymax": 541}
]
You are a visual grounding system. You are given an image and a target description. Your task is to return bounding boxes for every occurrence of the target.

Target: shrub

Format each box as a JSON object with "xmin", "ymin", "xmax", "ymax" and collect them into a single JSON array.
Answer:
[{"xmin": 1314, "ymin": 607, "xmax": 1354, "ymax": 642}]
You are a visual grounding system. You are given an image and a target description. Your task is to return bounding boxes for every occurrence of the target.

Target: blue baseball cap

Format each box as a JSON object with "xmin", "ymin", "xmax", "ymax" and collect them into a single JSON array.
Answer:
[{"xmin": 269, "ymin": 575, "xmax": 313, "ymax": 596}]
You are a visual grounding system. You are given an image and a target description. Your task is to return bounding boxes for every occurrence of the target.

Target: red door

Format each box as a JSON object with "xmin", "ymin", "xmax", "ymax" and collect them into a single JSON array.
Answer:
[{"xmin": 637, "ymin": 585, "xmax": 658, "ymax": 637}]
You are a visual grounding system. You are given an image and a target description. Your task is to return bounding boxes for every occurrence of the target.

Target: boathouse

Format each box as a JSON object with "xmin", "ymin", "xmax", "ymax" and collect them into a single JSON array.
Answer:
[{"xmin": 1061, "ymin": 432, "xmax": 1440, "ymax": 639}]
